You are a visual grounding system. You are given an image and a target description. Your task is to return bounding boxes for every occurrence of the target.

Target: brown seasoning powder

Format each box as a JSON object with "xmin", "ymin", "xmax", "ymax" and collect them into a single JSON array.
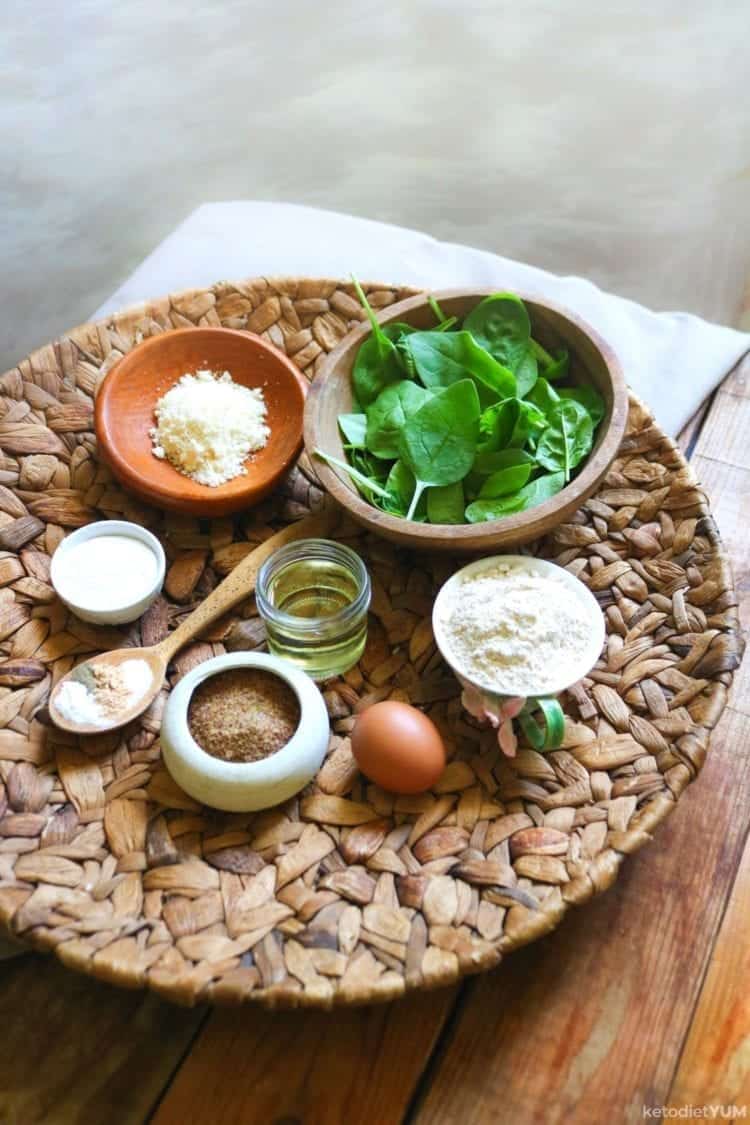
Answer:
[{"xmin": 187, "ymin": 668, "xmax": 300, "ymax": 763}]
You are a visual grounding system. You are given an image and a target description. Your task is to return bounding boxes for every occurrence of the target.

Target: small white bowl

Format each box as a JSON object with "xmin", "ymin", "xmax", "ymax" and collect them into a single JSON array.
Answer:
[
  {"xmin": 161, "ymin": 652, "xmax": 330, "ymax": 813},
  {"xmin": 50, "ymin": 519, "xmax": 165, "ymax": 625},
  {"xmin": 432, "ymin": 554, "xmax": 605, "ymax": 701}
]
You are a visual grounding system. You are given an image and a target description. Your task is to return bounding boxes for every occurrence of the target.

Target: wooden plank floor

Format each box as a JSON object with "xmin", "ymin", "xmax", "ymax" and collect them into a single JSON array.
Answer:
[
  {"xmin": 0, "ymin": 356, "xmax": 747, "ymax": 1125},
  {"xmin": 0, "ymin": 954, "xmax": 204, "ymax": 1125}
]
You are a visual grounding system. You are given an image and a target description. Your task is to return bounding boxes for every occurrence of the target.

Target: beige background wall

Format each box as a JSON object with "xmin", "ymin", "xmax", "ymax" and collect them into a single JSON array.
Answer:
[{"xmin": 2, "ymin": 0, "xmax": 749, "ymax": 373}]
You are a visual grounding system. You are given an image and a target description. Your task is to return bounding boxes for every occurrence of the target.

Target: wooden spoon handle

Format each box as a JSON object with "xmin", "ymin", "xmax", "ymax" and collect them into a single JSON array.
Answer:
[{"xmin": 156, "ymin": 505, "xmax": 338, "ymax": 663}]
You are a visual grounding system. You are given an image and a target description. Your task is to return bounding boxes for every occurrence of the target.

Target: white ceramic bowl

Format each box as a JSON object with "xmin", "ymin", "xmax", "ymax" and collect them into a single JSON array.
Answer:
[
  {"xmin": 161, "ymin": 652, "xmax": 330, "ymax": 813},
  {"xmin": 49, "ymin": 519, "xmax": 165, "ymax": 625},
  {"xmin": 432, "ymin": 554, "xmax": 605, "ymax": 703}
]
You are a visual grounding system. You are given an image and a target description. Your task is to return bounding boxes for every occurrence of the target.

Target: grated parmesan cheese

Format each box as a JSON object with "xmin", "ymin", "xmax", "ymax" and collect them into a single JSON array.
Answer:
[
  {"xmin": 439, "ymin": 560, "xmax": 593, "ymax": 695},
  {"xmin": 150, "ymin": 369, "xmax": 270, "ymax": 487}
]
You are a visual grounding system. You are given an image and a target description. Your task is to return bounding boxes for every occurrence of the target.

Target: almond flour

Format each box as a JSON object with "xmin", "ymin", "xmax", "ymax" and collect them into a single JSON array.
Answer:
[{"xmin": 439, "ymin": 561, "xmax": 593, "ymax": 695}]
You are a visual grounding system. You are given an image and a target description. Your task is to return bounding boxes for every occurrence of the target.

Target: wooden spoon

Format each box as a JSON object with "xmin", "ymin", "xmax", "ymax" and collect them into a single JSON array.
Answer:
[{"xmin": 48, "ymin": 505, "xmax": 338, "ymax": 735}]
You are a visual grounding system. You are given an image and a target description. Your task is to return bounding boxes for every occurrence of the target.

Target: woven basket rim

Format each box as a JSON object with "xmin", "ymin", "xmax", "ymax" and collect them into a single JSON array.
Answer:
[{"xmin": 0, "ymin": 276, "xmax": 741, "ymax": 1008}]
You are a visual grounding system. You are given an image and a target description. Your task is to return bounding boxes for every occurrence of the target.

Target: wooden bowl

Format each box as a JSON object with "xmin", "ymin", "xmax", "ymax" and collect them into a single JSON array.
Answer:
[
  {"xmin": 96, "ymin": 327, "xmax": 307, "ymax": 517},
  {"xmin": 304, "ymin": 289, "xmax": 628, "ymax": 552}
]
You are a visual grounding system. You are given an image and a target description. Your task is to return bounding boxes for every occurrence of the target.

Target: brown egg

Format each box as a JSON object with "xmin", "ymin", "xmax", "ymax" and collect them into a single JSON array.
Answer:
[{"xmin": 351, "ymin": 701, "xmax": 446, "ymax": 794}]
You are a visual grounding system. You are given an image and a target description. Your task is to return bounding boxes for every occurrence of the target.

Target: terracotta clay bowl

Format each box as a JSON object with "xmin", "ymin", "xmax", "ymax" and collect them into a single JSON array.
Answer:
[
  {"xmin": 95, "ymin": 327, "xmax": 307, "ymax": 517},
  {"xmin": 304, "ymin": 289, "xmax": 628, "ymax": 552}
]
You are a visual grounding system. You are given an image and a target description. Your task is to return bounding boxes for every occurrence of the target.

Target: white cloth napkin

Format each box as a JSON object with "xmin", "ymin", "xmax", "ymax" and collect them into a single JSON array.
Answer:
[{"xmin": 94, "ymin": 202, "xmax": 749, "ymax": 437}]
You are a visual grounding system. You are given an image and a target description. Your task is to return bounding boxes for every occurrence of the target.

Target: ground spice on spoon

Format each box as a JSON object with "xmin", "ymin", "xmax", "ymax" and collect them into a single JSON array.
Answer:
[
  {"xmin": 188, "ymin": 668, "xmax": 300, "ymax": 762},
  {"xmin": 55, "ymin": 658, "xmax": 154, "ymax": 726}
]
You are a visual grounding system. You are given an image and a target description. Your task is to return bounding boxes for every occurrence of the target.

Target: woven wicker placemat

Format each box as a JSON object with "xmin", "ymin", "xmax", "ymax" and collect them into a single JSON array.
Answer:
[{"xmin": 0, "ymin": 278, "xmax": 742, "ymax": 1008}]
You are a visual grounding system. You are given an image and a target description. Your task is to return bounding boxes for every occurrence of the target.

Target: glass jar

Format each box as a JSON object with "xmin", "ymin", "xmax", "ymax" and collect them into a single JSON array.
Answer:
[{"xmin": 256, "ymin": 539, "xmax": 371, "ymax": 680}]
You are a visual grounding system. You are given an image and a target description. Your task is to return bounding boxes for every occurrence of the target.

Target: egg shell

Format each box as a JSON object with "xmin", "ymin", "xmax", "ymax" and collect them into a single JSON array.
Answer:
[{"xmin": 351, "ymin": 701, "xmax": 446, "ymax": 795}]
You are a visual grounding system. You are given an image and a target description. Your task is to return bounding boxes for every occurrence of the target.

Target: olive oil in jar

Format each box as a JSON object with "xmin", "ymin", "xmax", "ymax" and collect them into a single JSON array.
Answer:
[
  {"xmin": 271, "ymin": 557, "xmax": 359, "ymax": 619},
  {"xmin": 256, "ymin": 540, "xmax": 371, "ymax": 680}
]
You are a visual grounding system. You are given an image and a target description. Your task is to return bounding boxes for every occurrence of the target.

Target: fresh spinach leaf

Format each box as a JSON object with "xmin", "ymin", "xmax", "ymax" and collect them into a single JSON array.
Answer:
[
  {"xmin": 338, "ymin": 413, "xmax": 367, "ymax": 448},
  {"xmin": 530, "ymin": 338, "xmax": 570, "ymax": 383},
  {"xmin": 403, "ymin": 331, "xmax": 516, "ymax": 402},
  {"xmin": 349, "ymin": 447, "xmax": 390, "ymax": 490},
  {"xmin": 462, "ymin": 470, "xmax": 485, "ymax": 500},
  {"xmin": 427, "ymin": 481, "xmax": 465, "ymax": 524},
  {"xmin": 465, "ymin": 471, "xmax": 566, "ymax": 523},
  {"xmin": 389, "ymin": 322, "xmax": 418, "ymax": 352},
  {"xmin": 509, "ymin": 399, "xmax": 547, "ymax": 448},
  {"xmin": 380, "ymin": 461, "xmax": 428, "ymax": 520},
  {"xmin": 394, "ymin": 333, "xmax": 418, "ymax": 377},
  {"xmin": 515, "ymin": 348, "xmax": 538, "ymax": 397},
  {"xmin": 526, "ymin": 377, "xmax": 560, "ymax": 416},
  {"xmin": 351, "ymin": 278, "xmax": 420, "ymax": 403},
  {"xmin": 378, "ymin": 460, "xmax": 413, "ymax": 515},
  {"xmin": 399, "ymin": 379, "xmax": 480, "ymax": 520},
  {"xmin": 478, "ymin": 399, "xmax": 515, "ymax": 452},
  {"xmin": 365, "ymin": 381, "xmax": 431, "ymax": 460},
  {"xmin": 473, "ymin": 448, "xmax": 535, "ymax": 476},
  {"xmin": 478, "ymin": 462, "xmax": 533, "ymax": 499},
  {"xmin": 314, "ymin": 448, "xmax": 393, "ymax": 501},
  {"xmin": 352, "ymin": 323, "xmax": 404, "ymax": 406},
  {"xmin": 465, "ymin": 494, "xmax": 526, "ymax": 522},
  {"xmin": 463, "ymin": 293, "xmax": 531, "ymax": 370},
  {"xmin": 516, "ymin": 470, "xmax": 567, "ymax": 507},
  {"xmin": 477, "ymin": 397, "xmax": 546, "ymax": 452},
  {"xmin": 559, "ymin": 385, "xmax": 605, "ymax": 426},
  {"xmin": 542, "ymin": 348, "xmax": 570, "ymax": 382},
  {"xmin": 535, "ymin": 399, "xmax": 593, "ymax": 481},
  {"xmin": 350, "ymin": 277, "xmax": 408, "ymax": 405},
  {"xmin": 530, "ymin": 337, "xmax": 555, "ymax": 368}
]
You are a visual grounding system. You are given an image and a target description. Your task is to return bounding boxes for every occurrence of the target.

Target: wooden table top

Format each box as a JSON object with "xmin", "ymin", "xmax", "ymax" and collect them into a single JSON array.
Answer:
[{"xmin": 1, "ymin": 353, "xmax": 748, "ymax": 1125}]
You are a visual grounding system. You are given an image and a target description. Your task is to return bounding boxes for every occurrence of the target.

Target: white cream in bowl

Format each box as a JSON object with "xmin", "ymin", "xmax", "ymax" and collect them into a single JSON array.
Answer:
[{"xmin": 50, "ymin": 519, "xmax": 165, "ymax": 625}]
